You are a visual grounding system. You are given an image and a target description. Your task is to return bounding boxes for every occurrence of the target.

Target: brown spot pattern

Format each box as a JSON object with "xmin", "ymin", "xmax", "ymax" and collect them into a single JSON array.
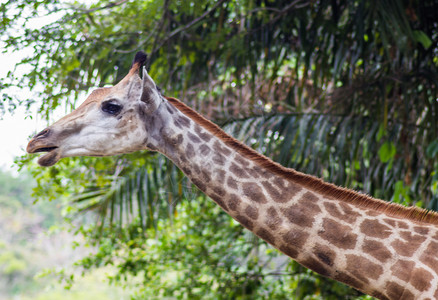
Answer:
[
  {"xmin": 166, "ymin": 104, "xmax": 175, "ymax": 114},
  {"xmin": 201, "ymin": 170, "xmax": 211, "ymax": 182},
  {"xmin": 146, "ymin": 143, "xmax": 157, "ymax": 151},
  {"xmin": 256, "ymin": 228, "xmax": 275, "ymax": 245},
  {"xmin": 397, "ymin": 221, "xmax": 409, "ymax": 229},
  {"xmin": 301, "ymin": 191, "xmax": 318, "ymax": 203},
  {"xmin": 273, "ymin": 177, "xmax": 287, "ymax": 189},
  {"xmin": 265, "ymin": 206, "xmax": 282, "ymax": 230},
  {"xmin": 282, "ymin": 229, "xmax": 309, "ymax": 248},
  {"xmin": 366, "ymin": 210, "xmax": 380, "ymax": 217},
  {"xmin": 253, "ymin": 166, "xmax": 274, "ymax": 178},
  {"xmin": 186, "ymin": 143, "xmax": 195, "ymax": 159},
  {"xmin": 390, "ymin": 231, "xmax": 427, "ymax": 257},
  {"xmin": 230, "ymin": 163, "xmax": 249, "ymax": 178},
  {"xmin": 227, "ymin": 177, "xmax": 238, "ymax": 190},
  {"xmin": 362, "ymin": 239, "xmax": 392, "ymax": 263},
  {"xmin": 212, "ymin": 186, "xmax": 226, "ymax": 197},
  {"xmin": 246, "ymin": 168, "xmax": 260, "ymax": 178},
  {"xmin": 319, "ymin": 218, "xmax": 357, "ymax": 249},
  {"xmin": 283, "ymin": 203, "xmax": 320, "ymax": 227},
  {"xmin": 390, "ymin": 260, "xmax": 415, "ymax": 281},
  {"xmin": 333, "ymin": 201, "xmax": 361, "ymax": 224},
  {"xmin": 245, "ymin": 205, "xmax": 259, "ymax": 220},
  {"xmin": 173, "ymin": 119, "xmax": 184, "ymax": 129},
  {"xmin": 301, "ymin": 256, "xmax": 330, "ymax": 276},
  {"xmin": 324, "ymin": 202, "xmax": 356, "ymax": 224},
  {"xmin": 191, "ymin": 178, "xmax": 206, "ymax": 191},
  {"xmin": 279, "ymin": 245, "xmax": 298, "ymax": 258},
  {"xmin": 391, "ymin": 238, "xmax": 424, "ymax": 257},
  {"xmin": 215, "ymin": 170, "xmax": 226, "ymax": 183},
  {"xmin": 335, "ymin": 272, "xmax": 364, "ymax": 292},
  {"xmin": 235, "ymin": 154, "xmax": 250, "ymax": 166},
  {"xmin": 360, "ymin": 219, "xmax": 392, "ymax": 238},
  {"xmin": 298, "ymin": 192, "xmax": 321, "ymax": 211},
  {"xmin": 177, "ymin": 115, "xmax": 191, "ymax": 128},
  {"xmin": 179, "ymin": 154, "xmax": 188, "ymax": 164},
  {"xmin": 194, "ymin": 124, "xmax": 212, "ymax": 142},
  {"xmin": 400, "ymin": 231, "xmax": 427, "ymax": 243},
  {"xmin": 209, "ymin": 193, "xmax": 228, "ymax": 211},
  {"xmin": 414, "ymin": 226, "xmax": 429, "ymax": 235},
  {"xmin": 242, "ymin": 183, "xmax": 267, "ymax": 203},
  {"xmin": 166, "ymin": 97, "xmax": 438, "ymax": 228},
  {"xmin": 263, "ymin": 181, "xmax": 299, "ymax": 203},
  {"xmin": 314, "ymin": 243, "xmax": 336, "ymax": 267},
  {"xmin": 383, "ymin": 218, "xmax": 397, "ymax": 227},
  {"xmin": 227, "ymin": 194, "xmax": 240, "ymax": 211},
  {"xmin": 346, "ymin": 254, "xmax": 383, "ymax": 283},
  {"xmin": 370, "ymin": 292, "xmax": 390, "ymax": 300},
  {"xmin": 386, "ymin": 282, "xmax": 414, "ymax": 300},
  {"xmin": 212, "ymin": 153, "xmax": 226, "ymax": 165},
  {"xmin": 193, "ymin": 164, "xmax": 201, "ymax": 174},
  {"xmin": 235, "ymin": 215, "xmax": 253, "ymax": 230},
  {"xmin": 187, "ymin": 132, "xmax": 201, "ymax": 143},
  {"xmin": 410, "ymin": 267, "xmax": 433, "ymax": 292},
  {"xmin": 214, "ymin": 140, "xmax": 232, "ymax": 156},
  {"xmin": 199, "ymin": 144, "xmax": 211, "ymax": 156},
  {"xmin": 167, "ymin": 134, "xmax": 183, "ymax": 145},
  {"xmin": 420, "ymin": 241, "xmax": 438, "ymax": 274},
  {"xmin": 180, "ymin": 165, "xmax": 192, "ymax": 176}
]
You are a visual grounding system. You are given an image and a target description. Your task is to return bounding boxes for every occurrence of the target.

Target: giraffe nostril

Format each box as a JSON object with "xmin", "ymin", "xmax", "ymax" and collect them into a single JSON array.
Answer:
[{"xmin": 34, "ymin": 128, "xmax": 50, "ymax": 138}]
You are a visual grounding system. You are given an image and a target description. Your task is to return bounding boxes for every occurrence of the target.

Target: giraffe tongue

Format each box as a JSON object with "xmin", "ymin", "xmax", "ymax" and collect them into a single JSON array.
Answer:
[{"xmin": 37, "ymin": 149, "xmax": 61, "ymax": 167}]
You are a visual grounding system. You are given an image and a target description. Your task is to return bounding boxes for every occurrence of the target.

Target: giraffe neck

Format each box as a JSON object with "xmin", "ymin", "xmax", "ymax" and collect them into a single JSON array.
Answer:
[{"xmin": 146, "ymin": 97, "xmax": 438, "ymax": 300}]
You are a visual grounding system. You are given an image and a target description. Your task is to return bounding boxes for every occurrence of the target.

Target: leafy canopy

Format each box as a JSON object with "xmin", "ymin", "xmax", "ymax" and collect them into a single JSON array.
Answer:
[{"xmin": 2, "ymin": 0, "xmax": 438, "ymax": 298}]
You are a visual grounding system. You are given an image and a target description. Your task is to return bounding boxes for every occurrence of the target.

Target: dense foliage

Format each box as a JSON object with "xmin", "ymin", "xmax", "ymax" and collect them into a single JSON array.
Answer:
[{"xmin": 2, "ymin": 0, "xmax": 438, "ymax": 298}]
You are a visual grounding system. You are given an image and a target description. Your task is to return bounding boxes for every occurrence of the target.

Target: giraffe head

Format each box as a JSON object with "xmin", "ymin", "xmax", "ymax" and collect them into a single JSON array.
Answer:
[{"xmin": 27, "ymin": 51, "xmax": 163, "ymax": 166}]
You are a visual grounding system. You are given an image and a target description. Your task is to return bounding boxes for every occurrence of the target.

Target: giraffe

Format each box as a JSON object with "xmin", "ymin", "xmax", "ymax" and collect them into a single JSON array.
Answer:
[{"xmin": 27, "ymin": 52, "xmax": 438, "ymax": 300}]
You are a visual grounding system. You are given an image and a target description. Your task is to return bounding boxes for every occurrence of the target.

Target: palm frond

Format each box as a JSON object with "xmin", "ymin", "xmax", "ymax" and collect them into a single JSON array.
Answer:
[{"xmin": 71, "ymin": 155, "xmax": 200, "ymax": 231}]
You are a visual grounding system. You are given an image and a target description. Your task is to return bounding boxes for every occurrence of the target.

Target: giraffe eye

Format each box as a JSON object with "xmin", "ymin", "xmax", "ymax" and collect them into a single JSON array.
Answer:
[{"xmin": 101, "ymin": 100, "xmax": 123, "ymax": 115}]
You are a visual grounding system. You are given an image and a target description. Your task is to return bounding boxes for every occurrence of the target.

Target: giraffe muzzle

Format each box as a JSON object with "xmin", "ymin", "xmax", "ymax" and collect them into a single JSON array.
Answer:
[{"xmin": 27, "ymin": 128, "xmax": 61, "ymax": 166}]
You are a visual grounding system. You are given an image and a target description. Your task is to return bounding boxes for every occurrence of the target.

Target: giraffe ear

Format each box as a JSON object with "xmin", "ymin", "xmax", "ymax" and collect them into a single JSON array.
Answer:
[{"xmin": 140, "ymin": 66, "xmax": 161, "ymax": 113}]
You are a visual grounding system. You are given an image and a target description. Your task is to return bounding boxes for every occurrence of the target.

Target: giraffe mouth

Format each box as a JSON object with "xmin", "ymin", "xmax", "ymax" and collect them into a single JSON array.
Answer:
[
  {"xmin": 36, "ymin": 147, "xmax": 62, "ymax": 167},
  {"xmin": 27, "ymin": 140, "xmax": 62, "ymax": 167},
  {"xmin": 32, "ymin": 146, "xmax": 59, "ymax": 153}
]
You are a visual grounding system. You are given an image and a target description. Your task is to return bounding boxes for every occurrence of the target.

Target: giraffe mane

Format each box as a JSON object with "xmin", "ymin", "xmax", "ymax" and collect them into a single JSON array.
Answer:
[{"xmin": 165, "ymin": 96, "xmax": 438, "ymax": 226}]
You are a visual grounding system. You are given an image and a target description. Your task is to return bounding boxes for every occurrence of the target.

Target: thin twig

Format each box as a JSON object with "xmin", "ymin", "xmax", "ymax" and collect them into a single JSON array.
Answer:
[
  {"xmin": 248, "ymin": 0, "xmax": 310, "ymax": 33},
  {"xmin": 247, "ymin": 7, "xmax": 283, "ymax": 14},
  {"xmin": 150, "ymin": 0, "xmax": 228, "ymax": 56},
  {"xmin": 148, "ymin": 0, "xmax": 171, "ymax": 63},
  {"xmin": 69, "ymin": 0, "xmax": 129, "ymax": 14},
  {"xmin": 112, "ymin": 0, "xmax": 170, "ymax": 55}
]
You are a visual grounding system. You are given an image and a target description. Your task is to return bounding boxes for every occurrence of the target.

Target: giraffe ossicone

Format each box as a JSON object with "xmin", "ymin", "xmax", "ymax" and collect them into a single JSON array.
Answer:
[{"xmin": 27, "ymin": 51, "xmax": 438, "ymax": 300}]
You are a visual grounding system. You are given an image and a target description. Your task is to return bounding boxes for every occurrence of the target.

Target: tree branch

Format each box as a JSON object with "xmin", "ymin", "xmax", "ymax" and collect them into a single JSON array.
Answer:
[
  {"xmin": 248, "ymin": 0, "xmax": 310, "ymax": 33},
  {"xmin": 151, "ymin": 0, "xmax": 228, "ymax": 56},
  {"xmin": 69, "ymin": 0, "xmax": 129, "ymax": 14}
]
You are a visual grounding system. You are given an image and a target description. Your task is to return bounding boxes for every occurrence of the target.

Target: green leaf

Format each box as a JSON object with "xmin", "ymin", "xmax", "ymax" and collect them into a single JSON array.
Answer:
[
  {"xmin": 392, "ymin": 180, "xmax": 411, "ymax": 204},
  {"xmin": 426, "ymin": 139, "xmax": 438, "ymax": 158},
  {"xmin": 376, "ymin": 124, "xmax": 387, "ymax": 141},
  {"xmin": 378, "ymin": 142, "xmax": 396, "ymax": 163},
  {"xmin": 413, "ymin": 30, "xmax": 432, "ymax": 49},
  {"xmin": 392, "ymin": 180, "xmax": 403, "ymax": 203}
]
